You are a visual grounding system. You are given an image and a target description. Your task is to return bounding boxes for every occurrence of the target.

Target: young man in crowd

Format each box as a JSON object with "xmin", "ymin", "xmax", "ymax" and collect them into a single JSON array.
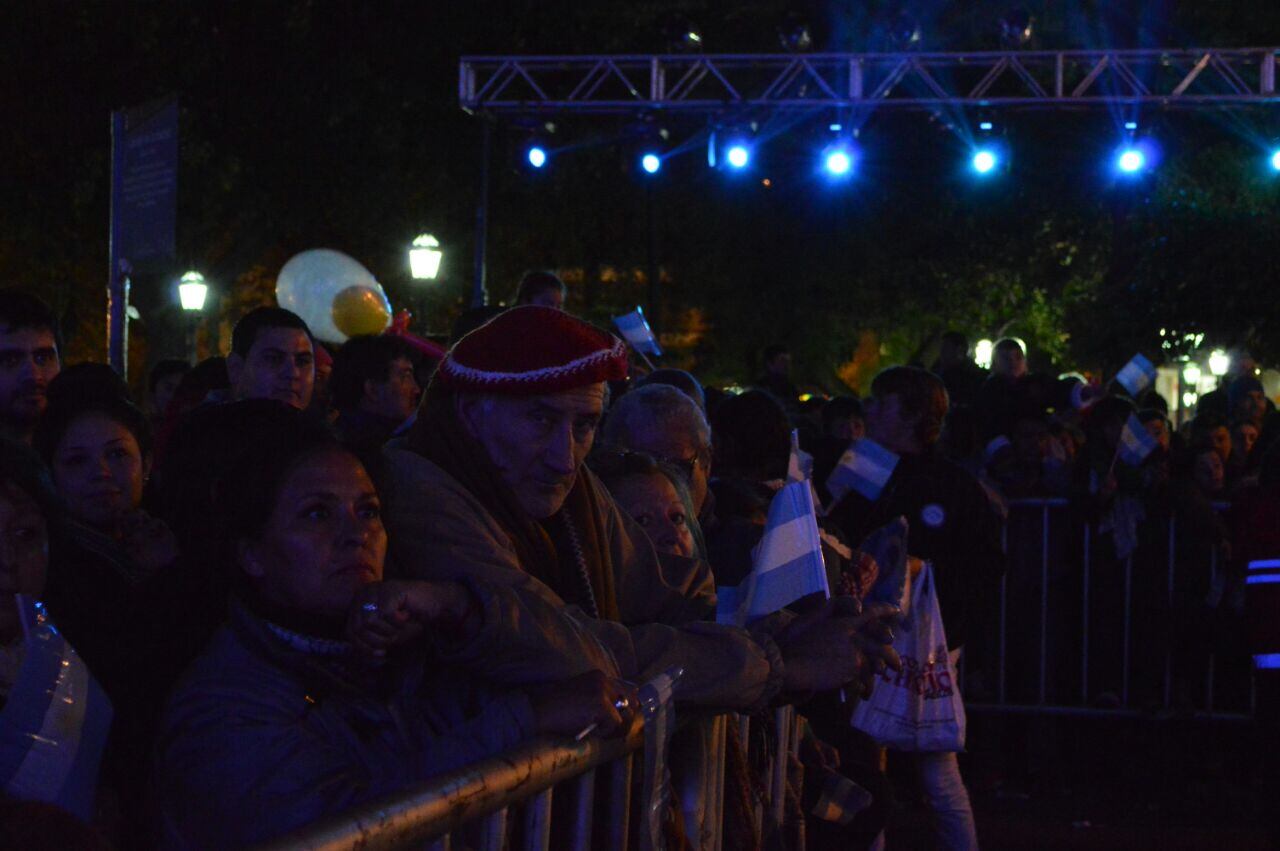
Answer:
[
  {"xmin": 225, "ymin": 307, "xmax": 315, "ymax": 410},
  {"xmin": 754, "ymin": 344, "xmax": 800, "ymax": 409},
  {"xmin": 827, "ymin": 365, "xmax": 1004, "ymax": 851},
  {"xmin": 0, "ymin": 290, "xmax": 61, "ymax": 445},
  {"xmin": 330, "ymin": 334, "xmax": 421, "ymax": 449},
  {"xmin": 382, "ymin": 305, "xmax": 899, "ymax": 711}
]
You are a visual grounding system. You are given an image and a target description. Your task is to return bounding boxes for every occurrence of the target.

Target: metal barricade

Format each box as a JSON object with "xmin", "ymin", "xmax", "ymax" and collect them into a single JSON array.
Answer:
[
  {"xmin": 257, "ymin": 709, "xmax": 804, "ymax": 851},
  {"xmin": 968, "ymin": 497, "xmax": 1254, "ymax": 721}
]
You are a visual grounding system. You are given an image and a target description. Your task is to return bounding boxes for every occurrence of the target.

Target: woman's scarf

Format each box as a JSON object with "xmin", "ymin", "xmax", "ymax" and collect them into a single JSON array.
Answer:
[{"xmin": 408, "ymin": 384, "xmax": 621, "ymax": 622}]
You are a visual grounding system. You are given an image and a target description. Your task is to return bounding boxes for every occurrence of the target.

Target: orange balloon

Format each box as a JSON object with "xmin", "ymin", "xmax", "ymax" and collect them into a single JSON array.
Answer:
[{"xmin": 331, "ymin": 286, "xmax": 391, "ymax": 337}]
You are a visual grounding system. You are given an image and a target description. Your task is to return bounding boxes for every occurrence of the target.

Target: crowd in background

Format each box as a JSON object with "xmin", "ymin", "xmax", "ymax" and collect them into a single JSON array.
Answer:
[{"xmin": 1, "ymin": 272, "xmax": 1278, "ymax": 849}]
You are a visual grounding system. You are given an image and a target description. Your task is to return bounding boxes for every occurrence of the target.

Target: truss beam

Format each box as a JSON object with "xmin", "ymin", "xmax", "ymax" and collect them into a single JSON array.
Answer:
[{"xmin": 460, "ymin": 48, "xmax": 1280, "ymax": 114}]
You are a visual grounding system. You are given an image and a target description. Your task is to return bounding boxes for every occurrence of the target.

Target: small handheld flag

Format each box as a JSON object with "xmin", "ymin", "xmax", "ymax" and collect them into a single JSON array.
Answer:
[
  {"xmin": 1115, "ymin": 354, "xmax": 1158, "ymax": 398},
  {"xmin": 826, "ymin": 438, "xmax": 900, "ymax": 506},
  {"xmin": 787, "ymin": 429, "xmax": 814, "ymax": 484},
  {"xmin": 612, "ymin": 307, "xmax": 662, "ymax": 358},
  {"xmin": 1118, "ymin": 413, "xmax": 1159, "ymax": 466},
  {"xmin": 717, "ymin": 481, "xmax": 831, "ymax": 626}
]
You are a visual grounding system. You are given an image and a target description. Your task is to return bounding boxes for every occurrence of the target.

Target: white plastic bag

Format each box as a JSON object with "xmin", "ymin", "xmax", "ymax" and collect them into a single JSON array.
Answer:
[{"xmin": 850, "ymin": 562, "xmax": 966, "ymax": 752}]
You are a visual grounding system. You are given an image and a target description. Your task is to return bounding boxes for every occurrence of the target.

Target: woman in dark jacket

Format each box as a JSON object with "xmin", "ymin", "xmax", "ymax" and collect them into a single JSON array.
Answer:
[{"xmin": 154, "ymin": 407, "xmax": 634, "ymax": 849}]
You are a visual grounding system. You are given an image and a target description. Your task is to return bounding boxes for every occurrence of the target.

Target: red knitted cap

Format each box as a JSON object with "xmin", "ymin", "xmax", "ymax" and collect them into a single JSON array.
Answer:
[{"xmin": 436, "ymin": 305, "xmax": 629, "ymax": 395}]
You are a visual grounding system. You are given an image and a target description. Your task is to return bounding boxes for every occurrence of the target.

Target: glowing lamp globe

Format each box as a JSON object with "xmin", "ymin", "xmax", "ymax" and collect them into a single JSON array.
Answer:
[
  {"xmin": 409, "ymin": 233, "xmax": 443, "ymax": 280},
  {"xmin": 178, "ymin": 271, "xmax": 208, "ymax": 312}
]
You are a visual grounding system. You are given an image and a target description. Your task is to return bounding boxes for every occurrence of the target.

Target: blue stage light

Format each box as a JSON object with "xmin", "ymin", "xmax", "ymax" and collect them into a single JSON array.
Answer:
[
  {"xmin": 1124, "ymin": 121, "xmax": 1139, "ymax": 131},
  {"xmin": 972, "ymin": 149, "xmax": 998, "ymax": 174},
  {"xmin": 527, "ymin": 146, "xmax": 547, "ymax": 169},
  {"xmin": 726, "ymin": 145, "xmax": 750, "ymax": 169},
  {"xmin": 641, "ymin": 153, "xmax": 662, "ymax": 174},
  {"xmin": 824, "ymin": 148, "xmax": 852, "ymax": 176},
  {"xmin": 1271, "ymin": 150, "xmax": 1280, "ymax": 172},
  {"xmin": 1117, "ymin": 148, "xmax": 1145, "ymax": 173},
  {"xmin": 979, "ymin": 121, "xmax": 994, "ymax": 131}
]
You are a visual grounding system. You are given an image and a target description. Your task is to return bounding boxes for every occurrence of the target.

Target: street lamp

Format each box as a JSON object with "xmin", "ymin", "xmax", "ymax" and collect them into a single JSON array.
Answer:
[
  {"xmin": 1209, "ymin": 349, "xmax": 1230, "ymax": 378},
  {"xmin": 409, "ymin": 234, "xmax": 443, "ymax": 280},
  {"xmin": 975, "ymin": 338, "xmax": 994, "ymax": 370},
  {"xmin": 178, "ymin": 271, "xmax": 208, "ymax": 362},
  {"xmin": 178, "ymin": 270, "xmax": 208, "ymax": 311}
]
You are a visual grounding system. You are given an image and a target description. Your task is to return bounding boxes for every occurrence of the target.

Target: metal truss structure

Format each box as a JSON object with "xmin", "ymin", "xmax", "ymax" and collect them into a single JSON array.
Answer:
[{"xmin": 460, "ymin": 48, "xmax": 1280, "ymax": 115}]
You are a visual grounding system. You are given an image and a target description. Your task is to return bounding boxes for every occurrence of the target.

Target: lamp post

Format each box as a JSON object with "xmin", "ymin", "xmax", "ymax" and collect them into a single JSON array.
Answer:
[
  {"xmin": 178, "ymin": 270, "xmax": 208, "ymax": 362},
  {"xmin": 409, "ymin": 234, "xmax": 443, "ymax": 280}
]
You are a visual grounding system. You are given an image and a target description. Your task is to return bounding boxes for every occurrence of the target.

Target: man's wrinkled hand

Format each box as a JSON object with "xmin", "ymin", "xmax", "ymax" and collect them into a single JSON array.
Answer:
[{"xmin": 527, "ymin": 670, "xmax": 639, "ymax": 739}]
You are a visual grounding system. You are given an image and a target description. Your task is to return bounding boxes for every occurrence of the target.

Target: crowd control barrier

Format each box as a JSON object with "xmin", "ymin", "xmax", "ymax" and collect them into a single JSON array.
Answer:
[
  {"xmin": 965, "ymin": 497, "xmax": 1255, "ymax": 721},
  {"xmin": 258, "ymin": 708, "xmax": 803, "ymax": 851}
]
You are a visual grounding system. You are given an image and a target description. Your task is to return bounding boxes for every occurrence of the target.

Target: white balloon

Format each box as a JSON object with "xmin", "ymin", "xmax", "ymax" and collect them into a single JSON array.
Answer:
[{"xmin": 275, "ymin": 249, "xmax": 391, "ymax": 343}]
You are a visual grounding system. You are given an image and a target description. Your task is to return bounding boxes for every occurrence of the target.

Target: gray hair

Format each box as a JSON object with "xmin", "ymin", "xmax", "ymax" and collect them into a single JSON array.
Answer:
[{"xmin": 604, "ymin": 383, "xmax": 711, "ymax": 451}]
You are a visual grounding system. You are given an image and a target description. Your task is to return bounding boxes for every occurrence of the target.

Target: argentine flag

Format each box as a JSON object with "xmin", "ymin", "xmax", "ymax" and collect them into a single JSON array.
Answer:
[
  {"xmin": 717, "ymin": 481, "xmax": 831, "ymax": 626},
  {"xmin": 826, "ymin": 437, "xmax": 900, "ymax": 507},
  {"xmin": 0, "ymin": 596, "xmax": 113, "ymax": 822},
  {"xmin": 612, "ymin": 307, "xmax": 662, "ymax": 357},
  {"xmin": 1116, "ymin": 353, "xmax": 1158, "ymax": 398},
  {"xmin": 1118, "ymin": 413, "xmax": 1159, "ymax": 466}
]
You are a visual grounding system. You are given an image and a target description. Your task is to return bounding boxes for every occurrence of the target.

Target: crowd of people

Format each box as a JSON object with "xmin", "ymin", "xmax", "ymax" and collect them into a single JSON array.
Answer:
[{"xmin": 1, "ymin": 274, "xmax": 1277, "ymax": 849}]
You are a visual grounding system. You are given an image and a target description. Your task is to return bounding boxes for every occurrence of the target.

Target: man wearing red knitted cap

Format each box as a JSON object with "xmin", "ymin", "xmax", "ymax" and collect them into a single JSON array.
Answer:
[{"xmin": 383, "ymin": 306, "xmax": 896, "ymax": 709}]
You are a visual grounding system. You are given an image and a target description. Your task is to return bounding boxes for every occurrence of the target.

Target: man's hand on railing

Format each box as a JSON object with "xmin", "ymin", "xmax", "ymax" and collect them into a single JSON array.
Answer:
[
  {"xmin": 774, "ymin": 599, "xmax": 902, "ymax": 697},
  {"xmin": 526, "ymin": 670, "xmax": 640, "ymax": 739}
]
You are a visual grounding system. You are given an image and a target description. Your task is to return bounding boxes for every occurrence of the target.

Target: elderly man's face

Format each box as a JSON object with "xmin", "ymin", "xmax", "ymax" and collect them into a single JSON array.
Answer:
[{"xmin": 459, "ymin": 383, "xmax": 606, "ymax": 519}]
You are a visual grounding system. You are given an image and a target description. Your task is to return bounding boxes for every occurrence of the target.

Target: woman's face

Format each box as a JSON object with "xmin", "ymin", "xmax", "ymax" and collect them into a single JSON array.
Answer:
[
  {"xmin": 612, "ymin": 473, "xmax": 695, "ymax": 559},
  {"xmin": 1193, "ymin": 449, "xmax": 1225, "ymax": 496},
  {"xmin": 51, "ymin": 413, "xmax": 147, "ymax": 531},
  {"xmin": 240, "ymin": 450, "xmax": 387, "ymax": 619},
  {"xmin": 0, "ymin": 484, "xmax": 49, "ymax": 644}
]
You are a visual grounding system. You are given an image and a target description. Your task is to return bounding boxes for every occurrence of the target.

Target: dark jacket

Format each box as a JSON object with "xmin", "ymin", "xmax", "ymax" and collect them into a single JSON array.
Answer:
[
  {"xmin": 827, "ymin": 451, "xmax": 1005, "ymax": 649},
  {"xmin": 155, "ymin": 597, "xmax": 544, "ymax": 849}
]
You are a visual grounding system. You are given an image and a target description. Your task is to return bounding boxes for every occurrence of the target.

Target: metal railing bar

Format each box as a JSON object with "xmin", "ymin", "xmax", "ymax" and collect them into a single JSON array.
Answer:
[
  {"xmin": 606, "ymin": 755, "xmax": 633, "ymax": 851},
  {"xmin": 1123, "ymin": 555, "xmax": 1133, "ymax": 707},
  {"xmin": 569, "ymin": 769, "xmax": 597, "ymax": 851},
  {"xmin": 255, "ymin": 719, "xmax": 643, "ymax": 851},
  {"xmin": 478, "ymin": 808, "xmax": 507, "ymax": 851},
  {"xmin": 966, "ymin": 703, "xmax": 1254, "ymax": 721},
  {"xmin": 522, "ymin": 789, "xmax": 552, "ymax": 851},
  {"xmin": 1082, "ymin": 526, "xmax": 1091, "ymax": 704},
  {"xmin": 1039, "ymin": 502, "xmax": 1050, "ymax": 705}
]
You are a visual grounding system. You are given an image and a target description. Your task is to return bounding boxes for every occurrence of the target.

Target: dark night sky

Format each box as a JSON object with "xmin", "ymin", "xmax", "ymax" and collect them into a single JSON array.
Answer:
[{"xmin": 5, "ymin": 2, "xmax": 1280, "ymax": 380}]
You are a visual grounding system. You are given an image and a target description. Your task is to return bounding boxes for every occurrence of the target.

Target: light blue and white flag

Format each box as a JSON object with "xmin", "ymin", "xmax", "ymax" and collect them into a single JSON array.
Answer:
[
  {"xmin": 826, "ymin": 438, "xmax": 900, "ymax": 506},
  {"xmin": 0, "ymin": 596, "xmax": 113, "ymax": 822},
  {"xmin": 612, "ymin": 307, "xmax": 662, "ymax": 357},
  {"xmin": 717, "ymin": 481, "xmax": 830, "ymax": 626},
  {"xmin": 1115, "ymin": 353, "xmax": 1158, "ymax": 398},
  {"xmin": 1118, "ymin": 413, "xmax": 1159, "ymax": 466}
]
